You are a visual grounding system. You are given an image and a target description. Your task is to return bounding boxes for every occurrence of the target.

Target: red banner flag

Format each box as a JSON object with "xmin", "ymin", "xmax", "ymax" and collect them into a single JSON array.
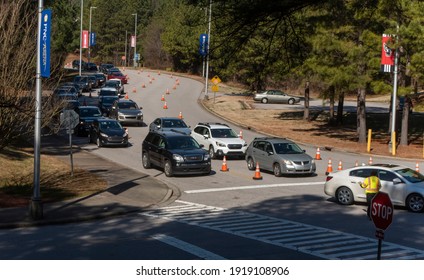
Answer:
[
  {"xmin": 380, "ymin": 34, "xmax": 394, "ymax": 72},
  {"xmin": 131, "ymin": 35, "xmax": 136, "ymax": 48},
  {"xmin": 82, "ymin": 30, "xmax": 89, "ymax": 49}
]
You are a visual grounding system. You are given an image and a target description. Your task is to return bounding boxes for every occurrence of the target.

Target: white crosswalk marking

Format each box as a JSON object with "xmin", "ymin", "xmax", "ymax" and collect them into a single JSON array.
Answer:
[{"xmin": 141, "ymin": 200, "xmax": 424, "ymax": 260}]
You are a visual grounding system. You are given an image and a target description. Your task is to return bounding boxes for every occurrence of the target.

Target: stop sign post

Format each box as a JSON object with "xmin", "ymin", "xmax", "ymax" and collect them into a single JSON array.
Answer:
[{"xmin": 370, "ymin": 192, "xmax": 394, "ymax": 260}]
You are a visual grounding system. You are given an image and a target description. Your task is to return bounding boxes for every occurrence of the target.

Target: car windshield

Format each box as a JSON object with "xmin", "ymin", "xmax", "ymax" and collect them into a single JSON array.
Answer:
[
  {"xmin": 273, "ymin": 142, "xmax": 304, "ymax": 154},
  {"xmin": 99, "ymin": 90, "xmax": 117, "ymax": 96},
  {"xmin": 162, "ymin": 120, "xmax": 187, "ymax": 128},
  {"xmin": 211, "ymin": 128, "xmax": 237, "ymax": 138},
  {"xmin": 396, "ymin": 168, "xmax": 424, "ymax": 183},
  {"xmin": 79, "ymin": 108, "xmax": 101, "ymax": 117},
  {"xmin": 168, "ymin": 137, "xmax": 200, "ymax": 150},
  {"xmin": 100, "ymin": 97, "xmax": 118, "ymax": 105},
  {"xmin": 99, "ymin": 121, "xmax": 122, "ymax": 130},
  {"xmin": 118, "ymin": 102, "xmax": 138, "ymax": 109},
  {"xmin": 74, "ymin": 76, "xmax": 87, "ymax": 82}
]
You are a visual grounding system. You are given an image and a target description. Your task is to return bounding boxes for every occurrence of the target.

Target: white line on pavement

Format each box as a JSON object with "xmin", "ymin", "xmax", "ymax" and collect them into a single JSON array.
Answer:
[
  {"xmin": 184, "ymin": 182, "xmax": 324, "ymax": 194},
  {"xmin": 151, "ymin": 234, "xmax": 226, "ymax": 260}
]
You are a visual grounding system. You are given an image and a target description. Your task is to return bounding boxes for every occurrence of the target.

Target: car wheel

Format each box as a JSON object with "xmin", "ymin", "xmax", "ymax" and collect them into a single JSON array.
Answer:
[
  {"xmin": 164, "ymin": 160, "xmax": 173, "ymax": 177},
  {"xmin": 142, "ymin": 152, "xmax": 151, "ymax": 169},
  {"xmin": 406, "ymin": 193, "xmax": 424, "ymax": 213},
  {"xmin": 247, "ymin": 157, "xmax": 256, "ymax": 171},
  {"xmin": 336, "ymin": 186, "xmax": 354, "ymax": 205},
  {"xmin": 96, "ymin": 137, "xmax": 102, "ymax": 147},
  {"xmin": 208, "ymin": 145, "xmax": 216, "ymax": 159},
  {"xmin": 273, "ymin": 163, "xmax": 282, "ymax": 177},
  {"xmin": 288, "ymin": 98, "xmax": 295, "ymax": 105},
  {"xmin": 261, "ymin": 98, "xmax": 268, "ymax": 104}
]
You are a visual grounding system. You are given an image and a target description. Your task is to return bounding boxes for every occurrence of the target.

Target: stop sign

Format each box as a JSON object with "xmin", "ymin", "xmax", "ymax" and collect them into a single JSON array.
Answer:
[{"xmin": 371, "ymin": 192, "xmax": 394, "ymax": 230}]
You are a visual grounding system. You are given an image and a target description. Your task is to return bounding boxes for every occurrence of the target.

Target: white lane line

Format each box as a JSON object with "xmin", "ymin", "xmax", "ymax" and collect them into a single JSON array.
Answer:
[
  {"xmin": 151, "ymin": 234, "xmax": 226, "ymax": 260},
  {"xmin": 185, "ymin": 182, "xmax": 324, "ymax": 193}
]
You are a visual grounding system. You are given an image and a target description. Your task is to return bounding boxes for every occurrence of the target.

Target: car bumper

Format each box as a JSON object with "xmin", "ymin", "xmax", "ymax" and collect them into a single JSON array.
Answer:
[
  {"xmin": 172, "ymin": 162, "xmax": 211, "ymax": 175},
  {"xmin": 216, "ymin": 147, "xmax": 247, "ymax": 157},
  {"xmin": 100, "ymin": 136, "xmax": 128, "ymax": 147},
  {"xmin": 117, "ymin": 115, "xmax": 143, "ymax": 125},
  {"xmin": 282, "ymin": 164, "xmax": 316, "ymax": 174}
]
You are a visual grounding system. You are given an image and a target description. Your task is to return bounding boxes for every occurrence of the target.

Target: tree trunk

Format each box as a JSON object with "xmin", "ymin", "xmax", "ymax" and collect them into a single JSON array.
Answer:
[
  {"xmin": 329, "ymin": 86, "xmax": 335, "ymax": 120},
  {"xmin": 336, "ymin": 92, "xmax": 344, "ymax": 125},
  {"xmin": 303, "ymin": 81, "xmax": 310, "ymax": 121},
  {"xmin": 357, "ymin": 88, "xmax": 367, "ymax": 143}
]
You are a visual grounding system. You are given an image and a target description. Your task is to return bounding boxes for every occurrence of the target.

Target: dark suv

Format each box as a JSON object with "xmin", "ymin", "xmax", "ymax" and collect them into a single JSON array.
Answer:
[{"xmin": 142, "ymin": 131, "xmax": 211, "ymax": 177}]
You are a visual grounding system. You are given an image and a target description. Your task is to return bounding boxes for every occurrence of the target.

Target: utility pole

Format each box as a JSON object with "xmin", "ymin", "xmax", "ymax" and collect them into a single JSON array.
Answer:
[
  {"xmin": 204, "ymin": 0, "xmax": 212, "ymax": 99},
  {"xmin": 79, "ymin": 0, "xmax": 83, "ymax": 76},
  {"xmin": 132, "ymin": 13, "xmax": 137, "ymax": 68}
]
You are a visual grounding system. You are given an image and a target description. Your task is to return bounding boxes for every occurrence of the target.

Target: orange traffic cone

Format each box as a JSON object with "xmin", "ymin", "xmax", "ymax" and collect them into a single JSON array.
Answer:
[
  {"xmin": 337, "ymin": 160, "xmax": 343, "ymax": 171},
  {"xmin": 147, "ymin": 74, "xmax": 150, "ymax": 78},
  {"xmin": 163, "ymin": 102, "xmax": 168, "ymax": 109},
  {"xmin": 173, "ymin": 84, "xmax": 177, "ymax": 90},
  {"xmin": 142, "ymin": 83, "xmax": 146, "ymax": 88},
  {"xmin": 416, "ymin": 162, "xmax": 420, "ymax": 173},
  {"xmin": 220, "ymin": 156, "xmax": 229, "ymax": 172},
  {"xmin": 161, "ymin": 95, "xmax": 165, "ymax": 101},
  {"xmin": 315, "ymin": 147, "xmax": 322, "ymax": 160},
  {"xmin": 132, "ymin": 87, "xmax": 136, "ymax": 93},
  {"xmin": 124, "ymin": 127, "xmax": 129, "ymax": 139},
  {"xmin": 178, "ymin": 112, "xmax": 183, "ymax": 119},
  {"xmin": 125, "ymin": 94, "xmax": 129, "ymax": 99},
  {"xmin": 252, "ymin": 162, "xmax": 263, "ymax": 180},
  {"xmin": 176, "ymin": 79, "xmax": 180, "ymax": 85},
  {"xmin": 166, "ymin": 88, "xmax": 170, "ymax": 95},
  {"xmin": 325, "ymin": 159, "xmax": 333, "ymax": 175},
  {"xmin": 149, "ymin": 79, "xmax": 152, "ymax": 84},
  {"xmin": 355, "ymin": 160, "xmax": 358, "ymax": 167},
  {"xmin": 368, "ymin": 156, "xmax": 373, "ymax": 165},
  {"xmin": 158, "ymin": 71, "xmax": 161, "ymax": 75},
  {"xmin": 239, "ymin": 130, "xmax": 243, "ymax": 139}
]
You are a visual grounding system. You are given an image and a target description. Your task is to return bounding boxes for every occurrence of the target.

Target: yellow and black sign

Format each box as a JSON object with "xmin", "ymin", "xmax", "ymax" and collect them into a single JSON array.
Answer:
[
  {"xmin": 211, "ymin": 75, "xmax": 221, "ymax": 85},
  {"xmin": 212, "ymin": 84, "xmax": 219, "ymax": 92}
]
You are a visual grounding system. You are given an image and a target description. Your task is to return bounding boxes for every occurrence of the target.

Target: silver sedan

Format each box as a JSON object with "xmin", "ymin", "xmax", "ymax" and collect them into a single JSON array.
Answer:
[{"xmin": 253, "ymin": 90, "xmax": 301, "ymax": 104}]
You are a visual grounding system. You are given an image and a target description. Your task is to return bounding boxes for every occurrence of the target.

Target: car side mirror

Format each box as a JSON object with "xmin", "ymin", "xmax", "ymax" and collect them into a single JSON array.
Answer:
[
  {"xmin": 199, "ymin": 144, "xmax": 204, "ymax": 148},
  {"xmin": 267, "ymin": 151, "xmax": 274, "ymax": 155},
  {"xmin": 393, "ymin": 178, "xmax": 402, "ymax": 184},
  {"xmin": 203, "ymin": 134, "xmax": 209, "ymax": 139}
]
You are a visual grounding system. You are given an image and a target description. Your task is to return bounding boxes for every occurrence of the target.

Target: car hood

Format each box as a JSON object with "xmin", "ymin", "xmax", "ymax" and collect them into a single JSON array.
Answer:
[
  {"xmin": 169, "ymin": 148, "xmax": 208, "ymax": 156},
  {"xmin": 80, "ymin": 116, "xmax": 101, "ymax": 122},
  {"xmin": 118, "ymin": 109, "xmax": 142, "ymax": 115},
  {"xmin": 276, "ymin": 153, "xmax": 313, "ymax": 162},
  {"xmin": 100, "ymin": 128, "xmax": 125, "ymax": 136},
  {"xmin": 214, "ymin": 137, "xmax": 246, "ymax": 145},
  {"xmin": 161, "ymin": 127, "xmax": 192, "ymax": 135}
]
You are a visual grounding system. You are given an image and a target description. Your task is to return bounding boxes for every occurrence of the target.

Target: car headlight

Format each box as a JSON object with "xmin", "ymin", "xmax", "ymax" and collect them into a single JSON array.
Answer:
[
  {"xmin": 283, "ymin": 160, "xmax": 293, "ymax": 165},
  {"xmin": 123, "ymin": 132, "xmax": 128, "ymax": 137},
  {"xmin": 137, "ymin": 112, "xmax": 143, "ymax": 116},
  {"xmin": 118, "ymin": 112, "xmax": 124, "ymax": 116},
  {"xmin": 216, "ymin": 141, "xmax": 226, "ymax": 147},
  {"xmin": 204, "ymin": 154, "xmax": 210, "ymax": 161},
  {"xmin": 173, "ymin": 154, "xmax": 184, "ymax": 162},
  {"xmin": 243, "ymin": 142, "xmax": 248, "ymax": 147},
  {"xmin": 100, "ymin": 132, "xmax": 108, "ymax": 138},
  {"xmin": 311, "ymin": 159, "xmax": 315, "ymax": 164}
]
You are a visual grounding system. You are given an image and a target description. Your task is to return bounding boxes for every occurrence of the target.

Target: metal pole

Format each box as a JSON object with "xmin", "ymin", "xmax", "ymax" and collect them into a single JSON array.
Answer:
[
  {"xmin": 202, "ymin": 7, "xmax": 207, "ymax": 77},
  {"xmin": 79, "ymin": 0, "xmax": 83, "ymax": 76},
  {"xmin": 390, "ymin": 33, "xmax": 399, "ymax": 156},
  {"xmin": 132, "ymin": 13, "xmax": 137, "ymax": 68},
  {"xmin": 88, "ymin": 6, "xmax": 96, "ymax": 64},
  {"xmin": 30, "ymin": 0, "xmax": 44, "ymax": 220},
  {"xmin": 204, "ymin": 0, "xmax": 212, "ymax": 99},
  {"xmin": 124, "ymin": 31, "xmax": 127, "ymax": 67}
]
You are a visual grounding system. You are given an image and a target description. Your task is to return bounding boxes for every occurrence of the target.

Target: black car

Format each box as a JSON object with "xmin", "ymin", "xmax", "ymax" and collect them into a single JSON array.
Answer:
[
  {"xmin": 85, "ymin": 62, "xmax": 98, "ymax": 72},
  {"xmin": 74, "ymin": 106, "xmax": 103, "ymax": 136},
  {"xmin": 72, "ymin": 59, "xmax": 87, "ymax": 70},
  {"xmin": 73, "ymin": 76, "xmax": 91, "ymax": 92},
  {"xmin": 142, "ymin": 131, "xmax": 211, "ymax": 177},
  {"xmin": 98, "ymin": 95, "xmax": 119, "ymax": 116},
  {"xmin": 89, "ymin": 118, "xmax": 128, "ymax": 147},
  {"xmin": 93, "ymin": 73, "xmax": 106, "ymax": 87},
  {"xmin": 100, "ymin": 63, "xmax": 114, "ymax": 74}
]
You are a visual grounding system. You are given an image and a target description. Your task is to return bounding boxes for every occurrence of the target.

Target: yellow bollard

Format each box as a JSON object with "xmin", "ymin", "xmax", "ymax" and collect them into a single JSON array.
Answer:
[
  {"xmin": 367, "ymin": 129, "xmax": 372, "ymax": 153},
  {"xmin": 391, "ymin": 132, "xmax": 396, "ymax": 156}
]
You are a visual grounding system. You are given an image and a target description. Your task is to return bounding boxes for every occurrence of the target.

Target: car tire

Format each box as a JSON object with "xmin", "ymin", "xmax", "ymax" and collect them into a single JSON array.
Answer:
[
  {"xmin": 261, "ymin": 98, "xmax": 268, "ymax": 104},
  {"xmin": 209, "ymin": 145, "xmax": 216, "ymax": 159},
  {"xmin": 406, "ymin": 193, "xmax": 424, "ymax": 213},
  {"xmin": 164, "ymin": 160, "xmax": 173, "ymax": 177},
  {"xmin": 142, "ymin": 152, "xmax": 151, "ymax": 169},
  {"xmin": 273, "ymin": 163, "xmax": 282, "ymax": 177},
  {"xmin": 288, "ymin": 98, "xmax": 295, "ymax": 105},
  {"xmin": 247, "ymin": 157, "xmax": 256, "ymax": 171},
  {"xmin": 96, "ymin": 137, "xmax": 102, "ymax": 147},
  {"xmin": 336, "ymin": 186, "xmax": 354, "ymax": 205}
]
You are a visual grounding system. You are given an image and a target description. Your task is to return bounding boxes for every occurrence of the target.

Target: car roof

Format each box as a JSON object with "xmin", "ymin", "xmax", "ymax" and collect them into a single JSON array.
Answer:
[
  {"xmin": 196, "ymin": 122, "xmax": 230, "ymax": 129},
  {"xmin": 252, "ymin": 137, "xmax": 290, "ymax": 143},
  {"xmin": 100, "ymin": 87, "xmax": 118, "ymax": 91},
  {"xmin": 150, "ymin": 130, "xmax": 192, "ymax": 138}
]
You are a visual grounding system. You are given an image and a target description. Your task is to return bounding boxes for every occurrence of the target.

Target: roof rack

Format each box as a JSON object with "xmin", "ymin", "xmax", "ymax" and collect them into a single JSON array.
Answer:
[{"xmin": 198, "ymin": 122, "xmax": 229, "ymax": 128}]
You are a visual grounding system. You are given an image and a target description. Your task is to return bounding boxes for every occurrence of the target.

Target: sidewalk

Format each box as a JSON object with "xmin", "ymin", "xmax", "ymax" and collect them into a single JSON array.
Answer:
[{"xmin": 0, "ymin": 135, "xmax": 178, "ymax": 229}]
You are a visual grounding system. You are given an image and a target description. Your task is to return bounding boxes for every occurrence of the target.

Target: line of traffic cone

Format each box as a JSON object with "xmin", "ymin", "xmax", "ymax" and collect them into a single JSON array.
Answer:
[
  {"xmin": 416, "ymin": 162, "xmax": 420, "ymax": 173},
  {"xmin": 178, "ymin": 112, "xmax": 183, "ymax": 119},
  {"xmin": 220, "ymin": 156, "xmax": 229, "ymax": 172},
  {"xmin": 325, "ymin": 159, "xmax": 333, "ymax": 175},
  {"xmin": 124, "ymin": 93, "xmax": 129, "ymax": 99},
  {"xmin": 315, "ymin": 147, "xmax": 321, "ymax": 160},
  {"xmin": 252, "ymin": 162, "xmax": 262, "ymax": 180},
  {"xmin": 132, "ymin": 87, "xmax": 136, "ymax": 93},
  {"xmin": 161, "ymin": 95, "xmax": 165, "ymax": 101},
  {"xmin": 163, "ymin": 102, "xmax": 168, "ymax": 109},
  {"xmin": 142, "ymin": 83, "xmax": 146, "ymax": 88},
  {"xmin": 239, "ymin": 130, "xmax": 243, "ymax": 139},
  {"xmin": 166, "ymin": 88, "xmax": 170, "ymax": 95},
  {"xmin": 368, "ymin": 156, "xmax": 373, "ymax": 165}
]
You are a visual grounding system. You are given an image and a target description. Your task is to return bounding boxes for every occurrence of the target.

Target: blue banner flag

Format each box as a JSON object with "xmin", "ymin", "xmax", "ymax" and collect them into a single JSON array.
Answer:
[
  {"xmin": 39, "ymin": 9, "xmax": 52, "ymax": 78},
  {"xmin": 90, "ymin": 32, "xmax": 96, "ymax": 46},
  {"xmin": 199, "ymin": 33, "xmax": 208, "ymax": 57}
]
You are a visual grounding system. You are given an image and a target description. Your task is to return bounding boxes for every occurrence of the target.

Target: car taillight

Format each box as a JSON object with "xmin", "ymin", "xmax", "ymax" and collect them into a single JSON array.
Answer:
[{"xmin": 325, "ymin": 176, "xmax": 333, "ymax": 182}]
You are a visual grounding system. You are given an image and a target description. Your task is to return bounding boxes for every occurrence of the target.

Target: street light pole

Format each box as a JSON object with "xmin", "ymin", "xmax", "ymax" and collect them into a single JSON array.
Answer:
[
  {"xmin": 125, "ymin": 30, "xmax": 128, "ymax": 67},
  {"xmin": 88, "ymin": 6, "xmax": 97, "ymax": 64},
  {"xmin": 204, "ymin": 0, "xmax": 212, "ymax": 100},
  {"xmin": 132, "ymin": 13, "xmax": 137, "ymax": 68},
  {"xmin": 79, "ymin": 0, "xmax": 83, "ymax": 76}
]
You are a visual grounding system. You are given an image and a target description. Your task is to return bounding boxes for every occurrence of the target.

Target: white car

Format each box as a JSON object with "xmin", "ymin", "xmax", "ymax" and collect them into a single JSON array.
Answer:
[
  {"xmin": 191, "ymin": 122, "xmax": 247, "ymax": 159},
  {"xmin": 324, "ymin": 164, "xmax": 424, "ymax": 212}
]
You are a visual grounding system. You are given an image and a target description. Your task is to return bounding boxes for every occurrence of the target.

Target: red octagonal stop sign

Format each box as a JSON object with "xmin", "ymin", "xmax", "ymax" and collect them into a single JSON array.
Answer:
[{"xmin": 371, "ymin": 192, "xmax": 394, "ymax": 230}]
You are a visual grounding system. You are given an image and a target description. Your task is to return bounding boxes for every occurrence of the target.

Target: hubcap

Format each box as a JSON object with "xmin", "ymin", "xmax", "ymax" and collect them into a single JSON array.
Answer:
[{"xmin": 409, "ymin": 195, "xmax": 424, "ymax": 212}]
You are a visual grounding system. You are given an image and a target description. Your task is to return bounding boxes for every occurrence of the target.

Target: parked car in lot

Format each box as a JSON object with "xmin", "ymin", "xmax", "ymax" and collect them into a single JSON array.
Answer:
[
  {"xmin": 324, "ymin": 164, "xmax": 424, "ymax": 212},
  {"xmin": 105, "ymin": 79, "xmax": 125, "ymax": 96},
  {"xmin": 98, "ymin": 87, "xmax": 119, "ymax": 98},
  {"xmin": 253, "ymin": 90, "xmax": 301, "ymax": 104},
  {"xmin": 85, "ymin": 62, "xmax": 98, "ymax": 72},
  {"xmin": 93, "ymin": 73, "xmax": 106, "ymax": 87},
  {"xmin": 73, "ymin": 75, "xmax": 91, "ymax": 92},
  {"xmin": 149, "ymin": 117, "xmax": 191, "ymax": 135},
  {"xmin": 107, "ymin": 71, "xmax": 128, "ymax": 84},
  {"xmin": 98, "ymin": 95, "xmax": 119, "ymax": 116},
  {"xmin": 245, "ymin": 137, "xmax": 316, "ymax": 176},
  {"xmin": 109, "ymin": 99, "xmax": 143, "ymax": 126},
  {"xmin": 100, "ymin": 63, "xmax": 115, "ymax": 74},
  {"xmin": 142, "ymin": 130, "xmax": 211, "ymax": 177},
  {"xmin": 191, "ymin": 122, "xmax": 247, "ymax": 159},
  {"xmin": 88, "ymin": 118, "xmax": 128, "ymax": 147},
  {"xmin": 74, "ymin": 106, "xmax": 103, "ymax": 136}
]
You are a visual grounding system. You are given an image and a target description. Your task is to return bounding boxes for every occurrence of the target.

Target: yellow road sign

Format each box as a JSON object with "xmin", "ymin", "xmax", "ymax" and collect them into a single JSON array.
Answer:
[
  {"xmin": 212, "ymin": 84, "xmax": 219, "ymax": 92},
  {"xmin": 211, "ymin": 75, "xmax": 221, "ymax": 85}
]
